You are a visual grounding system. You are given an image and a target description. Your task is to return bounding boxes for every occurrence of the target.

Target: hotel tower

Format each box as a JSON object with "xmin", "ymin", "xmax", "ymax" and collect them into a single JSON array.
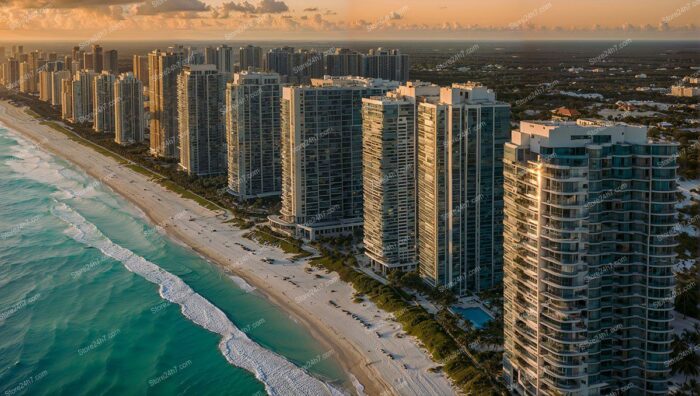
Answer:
[{"xmin": 502, "ymin": 119, "xmax": 678, "ymax": 395}]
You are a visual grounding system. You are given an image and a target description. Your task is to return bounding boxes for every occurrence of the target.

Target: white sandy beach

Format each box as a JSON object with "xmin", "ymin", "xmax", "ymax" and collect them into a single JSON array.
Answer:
[{"xmin": 0, "ymin": 100, "xmax": 454, "ymax": 396}]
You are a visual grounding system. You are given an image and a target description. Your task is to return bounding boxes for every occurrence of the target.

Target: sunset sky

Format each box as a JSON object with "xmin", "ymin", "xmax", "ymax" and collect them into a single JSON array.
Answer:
[{"xmin": 0, "ymin": 0, "xmax": 699, "ymax": 41}]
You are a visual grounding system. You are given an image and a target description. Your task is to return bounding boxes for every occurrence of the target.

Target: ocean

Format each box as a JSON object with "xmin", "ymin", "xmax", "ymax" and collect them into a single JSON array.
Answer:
[{"xmin": 0, "ymin": 124, "xmax": 349, "ymax": 396}]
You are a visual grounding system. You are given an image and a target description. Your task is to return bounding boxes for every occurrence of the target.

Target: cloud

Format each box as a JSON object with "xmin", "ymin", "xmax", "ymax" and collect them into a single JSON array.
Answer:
[
  {"xmin": 1, "ymin": 0, "xmax": 133, "ymax": 8},
  {"xmin": 218, "ymin": 0, "xmax": 288, "ymax": 16},
  {"xmin": 388, "ymin": 11, "xmax": 402, "ymax": 20},
  {"xmin": 136, "ymin": 0, "xmax": 209, "ymax": 15}
]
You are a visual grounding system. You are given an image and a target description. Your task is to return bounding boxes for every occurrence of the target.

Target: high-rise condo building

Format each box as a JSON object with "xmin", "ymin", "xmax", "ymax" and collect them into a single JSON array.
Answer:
[
  {"xmin": 225, "ymin": 71, "xmax": 282, "ymax": 199},
  {"xmin": 104, "ymin": 49, "xmax": 118, "ymax": 74},
  {"xmin": 93, "ymin": 71, "xmax": 116, "ymax": 133},
  {"xmin": 61, "ymin": 79, "xmax": 73, "ymax": 120},
  {"xmin": 290, "ymin": 49, "xmax": 325, "ymax": 83},
  {"xmin": 324, "ymin": 48, "xmax": 365, "ymax": 77},
  {"xmin": 92, "ymin": 44, "xmax": 103, "ymax": 73},
  {"xmin": 502, "ymin": 119, "xmax": 678, "ymax": 396},
  {"xmin": 70, "ymin": 70, "xmax": 97, "ymax": 124},
  {"xmin": 5, "ymin": 58, "xmax": 20, "ymax": 91},
  {"xmin": 269, "ymin": 76, "xmax": 399, "ymax": 240},
  {"xmin": 50, "ymin": 70, "xmax": 71, "ymax": 107},
  {"xmin": 216, "ymin": 45, "xmax": 234, "ymax": 75},
  {"xmin": 239, "ymin": 45, "xmax": 263, "ymax": 70},
  {"xmin": 38, "ymin": 70, "xmax": 52, "ymax": 101},
  {"xmin": 18, "ymin": 62, "xmax": 32, "ymax": 93},
  {"xmin": 362, "ymin": 81, "xmax": 440, "ymax": 274},
  {"xmin": 149, "ymin": 49, "xmax": 185, "ymax": 158},
  {"xmin": 83, "ymin": 52, "xmax": 94, "ymax": 71},
  {"xmin": 366, "ymin": 48, "xmax": 410, "ymax": 82},
  {"xmin": 114, "ymin": 73, "xmax": 145, "ymax": 145},
  {"xmin": 177, "ymin": 65, "xmax": 227, "ymax": 177},
  {"xmin": 416, "ymin": 83, "xmax": 510, "ymax": 295},
  {"xmin": 204, "ymin": 46, "xmax": 217, "ymax": 67},
  {"xmin": 27, "ymin": 50, "xmax": 41, "ymax": 93},
  {"xmin": 132, "ymin": 55, "xmax": 149, "ymax": 87}
]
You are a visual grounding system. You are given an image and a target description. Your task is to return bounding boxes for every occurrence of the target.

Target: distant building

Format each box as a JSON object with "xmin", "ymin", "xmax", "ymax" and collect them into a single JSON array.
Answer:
[
  {"xmin": 269, "ymin": 76, "xmax": 399, "ymax": 240},
  {"xmin": 177, "ymin": 65, "xmax": 227, "ymax": 177},
  {"xmin": 38, "ymin": 70, "xmax": 52, "ymax": 101},
  {"xmin": 416, "ymin": 82, "xmax": 510, "ymax": 295},
  {"xmin": 239, "ymin": 45, "xmax": 263, "ymax": 70},
  {"xmin": 226, "ymin": 71, "xmax": 282, "ymax": 199},
  {"xmin": 149, "ymin": 49, "xmax": 185, "ymax": 158},
  {"xmin": 365, "ymin": 48, "xmax": 409, "ymax": 82},
  {"xmin": 18, "ymin": 62, "xmax": 32, "ymax": 93},
  {"xmin": 5, "ymin": 58, "xmax": 20, "ymax": 90},
  {"xmin": 61, "ymin": 78, "xmax": 73, "ymax": 120},
  {"xmin": 114, "ymin": 73, "xmax": 145, "ymax": 145},
  {"xmin": 216, "ymin": 45, "xmax": 235, "ymax": 75},
  {"xmin": 552, "ymin": 106, "xmax": 581, "ymax": 119},
  {"xmin": 503, "ymin": 119, "xmax": 678, "ymax": 396},
  {"xmin": 92, "ymin": 44, "xmax": 103, "ymax": 73},
  {"xmin": 71, "ymin": 70, "xmax": 97, "ymax": 124},
  {"xmin": 50, "ymin": 70, "xmax": 71, "ymax": 107},
  {"xmin": 264, "ymin": 47, "xmax": 295, "ymax": 80},
  {"xmin": 83, "ymin": 52, "xmax": 94, "ymax": 71},
  {"xmin": 132, "ymin": 55, "xmax": 149, "ymax": 87},
  {"xmin": 324, "ymin": 48, "xmax": 365, "ymax": 77},
  {"xmin": 671, "ymin": 85, "xmax": 700, "ymax": 97},
  {"xmin": 103, "ymin": 49, "xmax": 118, "ymax": 74},
  {"xmin": 362, "ymin": 81, "xmax": 440, "ymax": 274},
  {"xmin": 93, "ymin": 71, "xmax": 116, "ymax": 133}
]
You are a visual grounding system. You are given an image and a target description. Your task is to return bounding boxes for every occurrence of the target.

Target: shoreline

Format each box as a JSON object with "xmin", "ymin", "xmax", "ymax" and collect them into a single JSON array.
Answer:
[{"xmin": 0, "ymin": 100, "xmax": 454, "ymax": 396}]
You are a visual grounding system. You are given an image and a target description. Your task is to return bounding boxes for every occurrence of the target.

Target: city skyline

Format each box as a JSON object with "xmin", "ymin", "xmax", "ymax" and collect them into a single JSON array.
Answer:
[{"xmin": 0, "ymin": 5, "xmax": 698, "ymax": 393}]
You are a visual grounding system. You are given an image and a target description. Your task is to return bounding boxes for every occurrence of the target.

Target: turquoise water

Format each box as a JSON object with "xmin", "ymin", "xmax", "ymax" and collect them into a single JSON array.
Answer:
[
  {"xmin": 0, "ymin": 125, "xmax": 348, "ymax": 396},
  {"xmin": 451, "ymin": 307, "xmax": 492, "ymax": 329}
]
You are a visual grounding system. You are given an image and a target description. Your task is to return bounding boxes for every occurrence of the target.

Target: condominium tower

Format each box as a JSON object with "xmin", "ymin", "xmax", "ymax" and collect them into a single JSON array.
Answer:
[
  {"xmin": 225, "ymin": 71, "xmax": 282, "ymax": 199},
  {"xmin": 132, "ymin": 55, "xmax": 149, "ymax": 87},
  {"xmin": 177, "ymin": 65, "xmax": 227, "ymax": 176},
  {"xmin": 269, "ymin": 76, "xmax": 399, "ymax": 240},
  {"xmin": 362, "ymin": 81, "xmax": 440, "ymax": 274},
  {"xmin": 502, "ymin": 119, "xmax": 678, "ymax": 396},
  {"xmin": 239, "ymin": 45, "xmax": 262, "ymax": 70},
  {"xmin": 93, "ymin": 71, "xmax": 115, "ymax": 133},
  {"xmin": 114, "ymin": 73, "xmax": 145, "ymax": 145},
  {"xmin": 366, "ymin": 48, "xmax": 410, "ymax": 82},
  {"xmin": 50, "ymin": 70, "xmax": 71, "ymax": 106},
  {"xmin": 417, "ymin": 83, "xmax": 510, "ymax": 295},
  {"xmin": 70, "ymin": 70, "xmax": 97, "ymax": 124},
  {"xmin": 149, "ymin": 49, "xmax": 185, "ymax": 158}
]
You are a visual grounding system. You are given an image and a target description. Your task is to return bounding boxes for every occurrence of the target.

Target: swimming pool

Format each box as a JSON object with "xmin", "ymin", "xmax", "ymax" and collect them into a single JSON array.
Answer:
[{"xmin": 452, "ymin": 306, "xmax": 493, "ymax": 328}]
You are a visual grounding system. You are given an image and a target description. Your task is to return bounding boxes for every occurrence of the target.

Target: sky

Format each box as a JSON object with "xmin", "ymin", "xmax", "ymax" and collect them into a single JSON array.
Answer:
[{"xmin": 0, "ymin": 0, "xmax": 699, "ymax": 41}]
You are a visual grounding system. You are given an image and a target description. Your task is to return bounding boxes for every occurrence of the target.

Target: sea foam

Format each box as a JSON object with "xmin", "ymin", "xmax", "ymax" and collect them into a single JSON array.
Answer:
[{"xmin": 52, "ymin": 202, "xmax": 343, "ymax": 396}]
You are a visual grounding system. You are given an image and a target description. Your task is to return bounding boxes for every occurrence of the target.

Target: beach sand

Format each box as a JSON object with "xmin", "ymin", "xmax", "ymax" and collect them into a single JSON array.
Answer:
[{"xmin": 0, "ymin": 100, "xmax": 454, "ymax": 396}]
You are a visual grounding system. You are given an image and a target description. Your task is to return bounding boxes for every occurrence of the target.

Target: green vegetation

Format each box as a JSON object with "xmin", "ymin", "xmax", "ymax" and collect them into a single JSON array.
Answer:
[
  {"xmin": 675, "ymin": 262, "xmax": 700, "ymax": 320},
  {"xmin": 310, "ymin": 251, "xmax": 507, "ymax": 395},
  {"xmin": 245, "ymin": 226, "xmax": 311, "ymax": 259},
  {"xmin": 24, "ymin": 108, "xmax": 41, "ymax": 119}
]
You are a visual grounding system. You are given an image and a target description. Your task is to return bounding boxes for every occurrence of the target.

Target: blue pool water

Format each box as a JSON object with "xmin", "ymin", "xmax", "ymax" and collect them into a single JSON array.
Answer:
[{"xmin": 452, "ymin": 306, "xmax": 492, "ymax": 328}]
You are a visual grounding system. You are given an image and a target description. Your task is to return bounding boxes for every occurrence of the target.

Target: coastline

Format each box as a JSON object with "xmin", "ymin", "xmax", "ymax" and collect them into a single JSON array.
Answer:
[{"xmin": 0, "ymin": 100, "xmax": 454, "ymax": 396}]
